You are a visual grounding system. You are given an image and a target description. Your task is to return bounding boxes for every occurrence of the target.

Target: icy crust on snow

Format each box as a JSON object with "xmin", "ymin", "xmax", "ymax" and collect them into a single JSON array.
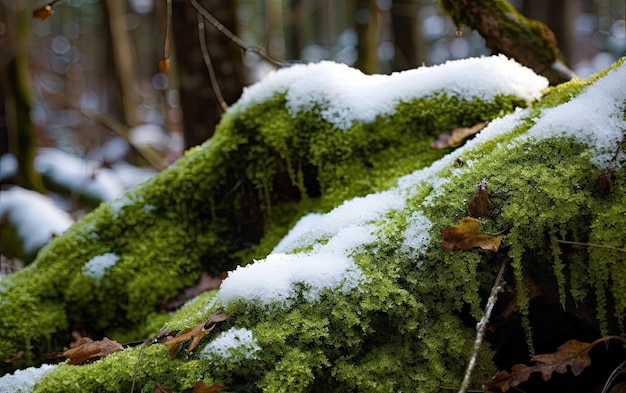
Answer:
[
  {"xmin": 0, "ymin": 187, "xmax": 74, "ymax": 253},
  {"xmin": 231, "ymin": 55, "xmax": 548, "ymax": 129},
  {"xmin": 519, "ymin": 62, "xmax": 626, "ymax": 169},
  {"xmin": 0, "ymin": 364, "xmax": 57, "ymax": 393},
  {"xmin": 199, "ymin": 327, "xmax": 260, "ymax": 363}
]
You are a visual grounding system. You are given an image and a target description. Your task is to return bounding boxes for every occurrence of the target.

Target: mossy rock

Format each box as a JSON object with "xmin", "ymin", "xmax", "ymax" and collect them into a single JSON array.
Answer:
[{"xmin": 1, "ymin": 56, "xmax": 625, "ymax": 392}]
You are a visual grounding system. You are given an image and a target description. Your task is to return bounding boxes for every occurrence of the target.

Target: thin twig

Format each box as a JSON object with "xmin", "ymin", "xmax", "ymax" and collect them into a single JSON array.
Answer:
[
  {"xmin": 129, "ymin": 344, "xmax": 146, "ymax": 393},
  {"xmin": 601, "ymin": 359, "xmax": 626, "ymax": 393},
  {"xmin": 189, "ymin": 0, "xmax": 284, "ymax": 67},
  {"xmin": 458, "ymin": 258, "xmax": 508, "ymax": 393},
  {"xmin": 196, "ymin": 12, "xmax": 228, "ymax": 112},
  {"xmin": 556, "ymin": 239, "xmax": 626, "ymax": 253},
  {"xmin": 163, "ymin": 0, "xmax": 172, "ymax": 61}
]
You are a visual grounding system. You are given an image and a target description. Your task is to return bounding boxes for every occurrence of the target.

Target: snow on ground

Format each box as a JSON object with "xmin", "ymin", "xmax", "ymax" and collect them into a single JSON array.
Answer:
[
  {"xmin": 0, "ymin": 364, "xmax": 57, "ymax": 393},
  {"xmin": 35, "ymin": 148, "xmax": 156, "ymax": 202},
  {"xmin": 231, "ymin": 55, "xmax": 548, "ymax": 129},
  {"xmin": 0, "ymin": 187, "xmax": 74, "ymax": 254}
]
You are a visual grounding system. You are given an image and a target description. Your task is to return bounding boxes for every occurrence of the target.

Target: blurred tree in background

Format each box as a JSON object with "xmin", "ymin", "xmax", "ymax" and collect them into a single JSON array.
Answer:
[{"xmin": 0, "ymin": 0, "xmax": 625, "ymax": 265}]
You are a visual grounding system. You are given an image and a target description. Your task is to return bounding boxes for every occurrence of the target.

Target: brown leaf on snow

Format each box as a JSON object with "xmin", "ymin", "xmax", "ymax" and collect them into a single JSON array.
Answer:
[
  {"xmin": 440, "ymin": 217, "xmax": 503, "ymax": 252},
  {"xmin": 63, "ymin": 337, "xmax": 123, "ymax": 365},
  {"xmin": 484, "ymin": 337, "xmax": 625, "ymax": 392},
  {"xmin": 164, "ymin": 312, "xmax": 227, "ymax": 353},
  {"xmin": 466, "ymin": 178, "xmax": 494, "ymax": 218},
  {"xmin": 430, "ymin": 121, "xmax": 488, "ymax": 149}
]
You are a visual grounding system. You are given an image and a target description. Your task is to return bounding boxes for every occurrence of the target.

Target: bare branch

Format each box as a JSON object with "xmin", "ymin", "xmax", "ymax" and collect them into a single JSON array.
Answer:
[
  {"xmin": 556, "ymin": 239, "xmax": 626, "ymax": 253},
  {"xmin": 196, "ymin": 12, "xmax": 228, "ymax": 112},
  {"xmin": 189, "ymin": 0, "xmax": 284, "ymax": 67}
]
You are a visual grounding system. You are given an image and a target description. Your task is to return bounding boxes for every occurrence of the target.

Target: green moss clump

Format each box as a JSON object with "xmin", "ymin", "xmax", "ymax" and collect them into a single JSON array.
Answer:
[{"xmin": 0, "ymin": 63, "xmax": 527, "ymax": 373}]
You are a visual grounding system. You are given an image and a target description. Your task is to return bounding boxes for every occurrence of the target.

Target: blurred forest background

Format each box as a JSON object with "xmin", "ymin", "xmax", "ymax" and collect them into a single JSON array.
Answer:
[{"xmin": 0, "ymin": 0, "xmax": 625, "ymax": 273}]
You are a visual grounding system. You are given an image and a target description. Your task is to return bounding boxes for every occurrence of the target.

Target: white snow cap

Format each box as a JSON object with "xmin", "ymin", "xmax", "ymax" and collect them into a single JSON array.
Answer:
[
  {"xmin": 231, "ymin": 55, "xmax": 548, "ymax": 129},
  {"xmin": 0, "ymin": 187, "xmax": 74, "ymax": 253},
  {"xmin": 521, "ymin": 61, "xmax": 626, "ymax": 169},
  {"xmin": 0, "ymin": 364, "xmax": 57, "ymax": 393}
]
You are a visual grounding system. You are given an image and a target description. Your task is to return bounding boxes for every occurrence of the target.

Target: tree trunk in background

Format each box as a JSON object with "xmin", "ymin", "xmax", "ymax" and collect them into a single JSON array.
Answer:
[
  {"xmin": 391, "ymin": 0, "xmax": 426, "ymax": 70},
  {"xmin": 105, "ymin": 0, "xmax": 141, "ymax": 127},
  {"xmin": 172, "ymin": 0, "xmax": 246, "ymax": 149},
  {"xmin": 0, "ymin": 3, "xmax": 46, "ymax": 193},
  {"xmin": 265, "ymin": 0, "xmax": 285, "ymax": 61},
  {"xmin": 284, "ymin": 0, "xmax": 304, "ymax": 60},
  {"xmin": 355, "ymin": 0, "xmax": 379, "ymax": 74}
]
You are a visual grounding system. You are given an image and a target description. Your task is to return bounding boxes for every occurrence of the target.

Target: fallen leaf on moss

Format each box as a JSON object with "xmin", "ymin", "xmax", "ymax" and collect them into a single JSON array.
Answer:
[
  {"xmin": 183, "ymin": 381, "xmax": 225, "ymax": 393},
  {"xmin": 484, "ymin": 337, "xmax": 626, "ymax": 392},
  {"xmin": 164, "ymin": 311, "xmax": 227, "ymax": 353},
  {"xmin": 430, "ymin": 122, "xmax": 488, "ymax": 149},
  {"xmin": 3, "ymin": 350, "xmax": 24, "ymax": 363},
  {"xmin": 63, "ymin": 337, "xmax": 123, "ymax": 365},
  {"xmin": 441, "ymin": 217, "xmax": 503, "ymax": 252},
  {"xmin": 467, "ymin": 177, "xmax": 494, "ymax": 218},
  {"xmin": 152, "ymin": 384, "xmax": 172, "ymax": 393}
]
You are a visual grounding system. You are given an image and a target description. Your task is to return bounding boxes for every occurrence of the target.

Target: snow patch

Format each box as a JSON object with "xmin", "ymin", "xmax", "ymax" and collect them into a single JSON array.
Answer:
[
  {"xmin": 82, "ymin": 253, "xmax": 120, "ymax": 285},
  {"xmin": 0, "ymin": 364, "xmax": 58, "ymax": 393},
  {"xmin": 519, "ymin": 63, "xmax": 626, "ymax": 169},
  {"xmin": 0, "ymin": 187, "xmax": 74, "ymax": 253},
  {"xmin": 232, "ymin": 55, "xmax": 547, "ymax": 129},
  {"xmin": 199, "ymin": 327, "xmax": 260, "ymax": 363}
]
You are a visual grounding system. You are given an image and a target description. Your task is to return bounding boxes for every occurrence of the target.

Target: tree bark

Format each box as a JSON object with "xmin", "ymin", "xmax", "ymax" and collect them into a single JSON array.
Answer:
[
  {"xmin": 172, "ymin": 0, "xmax": 246, "ymax": 149},
  {"xmin": 440, "ymin": 0, "xmax": 577, "ymax": 85},
  {"xmin": 0, "ymin": 3, "xmax": 46, "ymax": 193}
]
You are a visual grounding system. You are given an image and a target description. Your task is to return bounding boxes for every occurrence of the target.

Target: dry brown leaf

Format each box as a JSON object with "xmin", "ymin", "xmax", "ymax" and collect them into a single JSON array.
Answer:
[
  {"xmin": 3, "ymin": 350, "xmax": 24, "ymax": 363},
  {"xmin": 466, "ymin": 177, "xmax": 494, "ymax": 218},
  {"xmin": 63, "ymin": 337, "xmax": 123, "ymax": 365},
  {"xmin": 440, "ymin": 217, "xmax": 503, "ymax": 252},
  {"xmin": 164, "ymin": 312, "xmax": 227, "ymax": 352},
  {"xmin": 430, "ymin": 121, "xmax": 488, "ymax": 149},
  {"xmin": 152, "ymin": 384, "xmax": 173, "ymax": 393},
  {"xmin": 33, "ymin": 5, "xmax": 54, "ymax": 20},
  {"xmin": 485, "ymin": 337, "xmax": 626, "ymax": 392},
  {"xmin": 189, "ymin": 381, "xmax": 225, "ymax": 393}
]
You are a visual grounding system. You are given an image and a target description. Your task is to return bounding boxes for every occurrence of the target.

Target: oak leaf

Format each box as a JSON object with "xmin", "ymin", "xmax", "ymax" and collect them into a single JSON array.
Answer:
[
  {"xmin": 63, "ymin": 337, "xmax": 123, "ymax": 365},
  {"xmin": 430, "ymin": 122, "xmax": 488, "ymax": 149},
  {"xmin": 484, "ymin": 337, "xmax": 626, "ymax": 392},
  {"xmin": 164, "ymin": 312, "xmax": 227, "ymax": 353},
  {"xmin": 440, "ymin": 217, "xmax": 503, "ymax": 252},
  {"xmin": 466, "ymin": 177, "xmax": 494, "ymax": 218}
]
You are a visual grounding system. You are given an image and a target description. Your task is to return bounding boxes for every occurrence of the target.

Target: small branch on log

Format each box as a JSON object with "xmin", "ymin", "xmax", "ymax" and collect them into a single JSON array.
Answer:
[{"xmin": 458, "ymin": 257, "xmax": 508, "ymax": 393}]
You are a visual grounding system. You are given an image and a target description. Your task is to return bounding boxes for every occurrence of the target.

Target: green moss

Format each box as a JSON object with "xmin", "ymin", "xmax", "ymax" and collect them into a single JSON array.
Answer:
[
  {"xmin": 4, "ymin": 58, "xmax": 626, "ymax": 392},
  {"xmin": 0, "ymin": 81, "xmax": 526, "ymax": 373}
]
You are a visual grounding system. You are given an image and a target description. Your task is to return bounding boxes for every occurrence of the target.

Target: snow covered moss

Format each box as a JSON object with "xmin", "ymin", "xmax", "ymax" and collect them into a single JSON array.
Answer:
[
  {"xmin": 0, "ymin": 56, "xmax": 543, "ymax": 374},
  {"xmin": 14, "ymin": 57, "xmax": 626, "ymax": 392}
]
